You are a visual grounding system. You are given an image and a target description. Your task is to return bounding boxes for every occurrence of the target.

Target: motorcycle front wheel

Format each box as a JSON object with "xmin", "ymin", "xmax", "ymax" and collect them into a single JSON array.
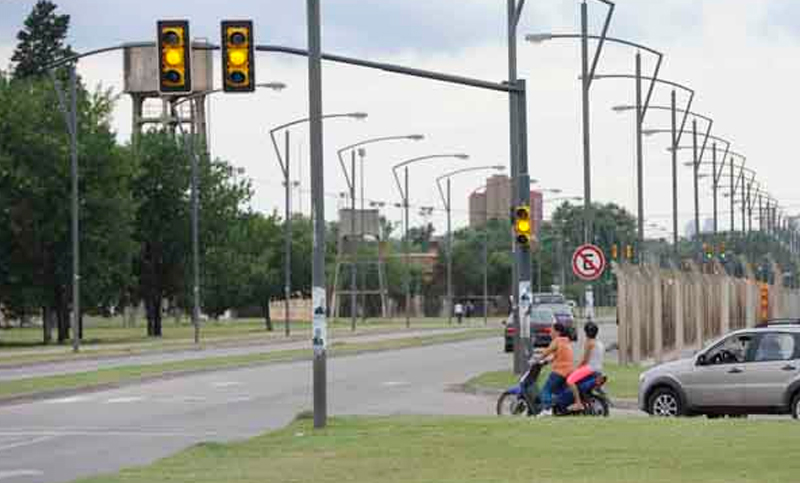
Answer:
[
  {"xmin": 582, "ymin": 394, "xmax": 610, "ymax": 417},
  {"xmin": 496, "ymin": 391, "xmax": 529, "ymax": 416}
]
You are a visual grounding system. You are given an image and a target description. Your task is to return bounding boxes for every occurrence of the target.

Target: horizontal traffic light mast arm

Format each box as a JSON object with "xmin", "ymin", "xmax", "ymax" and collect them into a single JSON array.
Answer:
[{"xmin": 46, "ymin": 42, "xmax": 521, "ymax": 94}]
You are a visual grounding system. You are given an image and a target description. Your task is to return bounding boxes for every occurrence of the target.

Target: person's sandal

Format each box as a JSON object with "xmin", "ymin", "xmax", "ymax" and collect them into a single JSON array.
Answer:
[{"xmin": 568, "ymin": 403, "xmax": 584, "ymax": 412}]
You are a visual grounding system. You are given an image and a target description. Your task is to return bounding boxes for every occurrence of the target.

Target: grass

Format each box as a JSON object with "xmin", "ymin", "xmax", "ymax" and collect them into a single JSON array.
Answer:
[
  {"xmin": 0, "ymin": 328, "xmax": 497, "ymax": 401},
  {"xmin": 0, "ymin": 317, "xmax": 485, "ymax": 366},
  {"xmin": 75, "ymin": 416, "xmax": 800, "ymax": 483},
  {"xmin": 464, "ymin": 362, "xmax": 643, "ymax": 400}
]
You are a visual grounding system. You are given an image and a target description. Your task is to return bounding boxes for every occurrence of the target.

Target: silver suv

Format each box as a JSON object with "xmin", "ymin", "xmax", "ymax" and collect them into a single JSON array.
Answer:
[{"xmin": 638, "ymin": 322, "xmax": 800, "ymax": 418}]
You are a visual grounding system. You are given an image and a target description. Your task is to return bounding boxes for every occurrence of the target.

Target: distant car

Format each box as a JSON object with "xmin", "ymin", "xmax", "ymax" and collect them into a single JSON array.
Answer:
[
  {"xmin": 503, "ymin": 307, "xmax": 575, "ymax": 352},
  {"xmin": 638, "ymin": 322, "xmax": 800, "ymax": 418},
  {"xmin": 531, "ymin": 293, "xmax": 566, "ymax": 306}
]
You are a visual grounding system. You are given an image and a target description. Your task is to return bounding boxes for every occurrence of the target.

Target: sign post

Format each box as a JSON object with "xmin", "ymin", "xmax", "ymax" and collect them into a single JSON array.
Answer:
[{"xmin": 572, "ymin": 244, "xmax": 607, "ymax": 322}]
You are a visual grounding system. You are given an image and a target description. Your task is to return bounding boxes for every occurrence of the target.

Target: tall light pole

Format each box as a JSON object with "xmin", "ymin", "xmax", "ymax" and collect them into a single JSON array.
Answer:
[
  {"xmin": 270, "ymin": 111, "xmax": 368, "ymax": 337},
  {"xmin": 392, "ymin": 154, "xmax": 469, "ymax": 327},
  {"xmin": 173, "ymin": 83, "xmax": 286, "ymax": 342},
  {"xmin": 436, "ymin": 166, "xmax": 505, "ymax": 325},
  {"xmin": 335, "ymin": 134, "xmax": 424, "ymax": 329}
]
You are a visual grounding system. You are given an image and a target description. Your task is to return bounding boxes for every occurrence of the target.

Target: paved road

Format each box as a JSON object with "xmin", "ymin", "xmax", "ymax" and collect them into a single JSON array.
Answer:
[
  {"xmin": 0, "ymin": 327, "xmax": 487, "ymax": 382},
  {"xmin": 0, "ymin": 337, "xmax": 512, "ymax": 483}
]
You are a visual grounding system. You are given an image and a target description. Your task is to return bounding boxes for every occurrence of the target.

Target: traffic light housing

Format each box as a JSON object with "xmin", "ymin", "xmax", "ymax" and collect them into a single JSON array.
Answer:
[
  {"xmin": 157, "ymin": 20, "xmax": 192, "ymax": 93},
  {"xmin": 625, "ymin": 245, "xmax": 634, "ymax": 261},
  {"xmin": 513, "ymin": 205, "xmax": 532, "ymax": 248},
  {"xmin": 719, "ymin": 242, "xmax": 727, "ymax": 261},
  {"xmin": 611, "ymin": 244, "xmax": 618, "ymax": 260},
  {"xmin": 703, "ymin": 243, "xmax": 713, "ymax": 261},
  {"xmin": 221, "ymin": 20, "xmax": 255, "ymax": 92}
]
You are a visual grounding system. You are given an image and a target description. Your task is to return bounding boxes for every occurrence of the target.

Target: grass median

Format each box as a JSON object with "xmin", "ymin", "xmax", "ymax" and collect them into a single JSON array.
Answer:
[
  {"xmin": 0, "ymin": 328, "xmax": 497, "ymax": 402},
  {"xmin": 75, "ymin": 416, "xmax": 800, "ymax": 483},
  {"xmin": 464, "ymin": 363, "xmax": 643, "ymax": 400}
]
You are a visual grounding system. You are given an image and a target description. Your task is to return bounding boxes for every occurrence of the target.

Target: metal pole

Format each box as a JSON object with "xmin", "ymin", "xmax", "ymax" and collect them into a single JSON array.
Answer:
[
  {"xmin": 483, "ymin": 226, "xmax": 488, "ymax": 326},
  {"xmin": 350, "ymin": 150, "xmax": 357, "ymax": 331},
  {"xmin": 447, "ymin": 178, "xmax": 453, "ymax": 325},
  {"xmin": 69, "ymin": 64, "xmax": 80, "ymax": 353},
  {"xmin": 635, "ymin": 52, "xmax": 645, "ymax": 263},
  {"xmin": 730, "ymin": 158, "xmax": 735, "ymax": 234},
  {"xmin": 360, "ymin": 149, "xmax": 366, "ymax": 325},
  {"xmin": 190, "ymin": 100, "xmax": 201, "ymax": 345},
  {"xmin": 516, "ymin": 79, "xmax": 533, "ymax": 364},
  {"xmin": 404, "ymin": 167, "xmax": 411, "ymax": 328},
  {"xmin": 284, "ymin": 131, "xmax": 292, "ymax": 337},
  {"xmin": 692, "ymin": 119, "xmax": 700, "ymax": 257},
  {"xmin": 670, "ymin": 89, "xmax": 679, "ymax": 260},
  {"xmin": 581, "ymin": 1, "xmax": 593, "ymax": 246},
  {"xmin": 307, "ymin": 0, "xmax": 327, "ymax": 430},
  {"xmin": 712, "ymin": 143, "xmax": 718, "ymax": 237}
]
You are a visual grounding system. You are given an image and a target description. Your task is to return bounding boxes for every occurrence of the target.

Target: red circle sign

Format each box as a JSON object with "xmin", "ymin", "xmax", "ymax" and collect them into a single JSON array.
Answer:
[{"xmin": 572, "ymin": 244, "xmax": 607, "ymax": 282}]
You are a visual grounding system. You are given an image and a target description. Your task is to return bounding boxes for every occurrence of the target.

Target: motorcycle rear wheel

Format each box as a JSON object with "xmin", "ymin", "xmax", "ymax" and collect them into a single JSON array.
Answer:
[
  {"xmin": 496, "ymin": 391, "xmax": 529, "ymax": 416},
  {"xmin": 582, "ymin": 394, "xmax": 610, "ymax": 417}
]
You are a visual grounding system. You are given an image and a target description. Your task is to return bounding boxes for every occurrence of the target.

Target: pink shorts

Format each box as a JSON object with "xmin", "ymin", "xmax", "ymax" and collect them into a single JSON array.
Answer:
[{"xmin": 567, "ymin": 365, "xmax": 594, "ymax": 385}]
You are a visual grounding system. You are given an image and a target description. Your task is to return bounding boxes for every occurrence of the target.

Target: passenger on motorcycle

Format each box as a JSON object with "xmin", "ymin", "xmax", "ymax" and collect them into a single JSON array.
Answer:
[
  {"xmin": 532, "ymin": 322, "xmax": 574, "ymax": 416},
  {"xmin": 566, "ymin": 321, "xmax": 605, "ymax": 412}
]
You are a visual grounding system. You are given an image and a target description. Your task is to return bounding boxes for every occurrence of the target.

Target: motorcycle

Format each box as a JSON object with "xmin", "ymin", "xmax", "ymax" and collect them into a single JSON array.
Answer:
[{"xmin": 496, "ymin": 359, "xmax": 610, "ymax": 417}]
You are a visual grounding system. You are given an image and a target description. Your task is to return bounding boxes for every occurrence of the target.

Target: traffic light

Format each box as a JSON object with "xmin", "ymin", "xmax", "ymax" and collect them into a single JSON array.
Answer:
[
  {"xmin": 625, "ymin": 245, "xmax": 634, "ymax": 261},
  {"xmin": 513, "ymin": 205, "xmax": 532, "ymax": 248},
  {"xmin": 221, "ymin": 20, "xmax": 255, "ymax": 92},
  {"xmin": 611, "ymin": 244, "xmax": 618, "ymax": 260},
  {"xmin": 703, "ymin": 243, "xmax": 713, "ymax": 261},
  {"xmin": 157, "ymin": 20, "xmax": 192, "ymax": 94},
  {"xmin": 719, "ymin": 242, "xmax": 727, "ymax": 261}
]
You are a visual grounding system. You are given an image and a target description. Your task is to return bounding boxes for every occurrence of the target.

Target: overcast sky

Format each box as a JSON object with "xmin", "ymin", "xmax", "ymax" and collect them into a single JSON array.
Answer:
[{"xmin": 2, "ymin": 0, "xmax": 800, "ymax": 238}]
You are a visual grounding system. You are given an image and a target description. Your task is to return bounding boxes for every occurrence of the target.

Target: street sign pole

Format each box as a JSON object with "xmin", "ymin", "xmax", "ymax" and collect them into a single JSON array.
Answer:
[{"xmin": 307, "ymin": 0, "xmax": 327, "ymax": 430}]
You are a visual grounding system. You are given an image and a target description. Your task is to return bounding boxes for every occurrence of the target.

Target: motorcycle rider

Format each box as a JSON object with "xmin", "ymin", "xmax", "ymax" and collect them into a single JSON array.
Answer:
[
  {"xmin": 533, "ymin": 322, "xmax": 574, "ymax": 416},
  {"xmin": 566, "ymin": 321, "xmax": 604, "ymax": 412}
]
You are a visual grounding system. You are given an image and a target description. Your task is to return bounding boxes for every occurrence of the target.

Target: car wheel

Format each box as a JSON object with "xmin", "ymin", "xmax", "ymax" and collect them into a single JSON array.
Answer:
[
  {"xmin": 792, "ymin": 392, "xmax": 800, "ymax": 420},
  {"xmin": 649, "ymin": 387, "xmax": 683, "ymax": 417}
]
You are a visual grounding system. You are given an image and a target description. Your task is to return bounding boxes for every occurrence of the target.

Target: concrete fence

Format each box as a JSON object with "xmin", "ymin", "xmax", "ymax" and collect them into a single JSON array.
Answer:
[{"xmin": 614, "ymin": 261, "xmax": 800, "ymax": 365}]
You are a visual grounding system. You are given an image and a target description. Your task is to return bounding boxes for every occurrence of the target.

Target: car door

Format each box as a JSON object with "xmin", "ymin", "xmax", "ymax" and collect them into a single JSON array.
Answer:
[
  {"xmin": 680, "ymin": 333, "xmax": 754, "ymax": 408},
  {"xmin": 744, "ymin": 331, "xmax": 800, "ymax": 409}
]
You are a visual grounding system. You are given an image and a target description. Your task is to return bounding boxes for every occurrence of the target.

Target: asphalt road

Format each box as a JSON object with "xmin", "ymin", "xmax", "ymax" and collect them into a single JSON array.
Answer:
[
  {"xmin": 0, "ymin": 337, "xmax": 512, "ymax": 483},
  {"xmin": 0, "ymin": 327, "xmax": 483, "ymax": 382}
]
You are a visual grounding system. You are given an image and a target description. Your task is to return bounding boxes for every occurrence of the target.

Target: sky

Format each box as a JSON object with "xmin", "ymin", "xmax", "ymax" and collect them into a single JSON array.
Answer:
[{"xmin": 2, "ymin": 0, "xmax": 800, "ymax": 239}]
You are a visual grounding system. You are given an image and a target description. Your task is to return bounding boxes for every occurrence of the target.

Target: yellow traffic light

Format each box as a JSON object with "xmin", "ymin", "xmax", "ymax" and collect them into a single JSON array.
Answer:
[
  {"xmin": 514, "ymin": 206, "xmax": 532, "ymax": 248},
  {"xmin": 157, "ymin": 20, "xmax": 192, "ymax": 93},
  {"xmin": 222, "ymin": 20, "xmax": 255, "ymax": 92},
  {"xmin": 625, "ymin": 245, "xmax": 634, "ymax": 260},
  {"xmin": 611, "ymin": 244, "xmax": 618, "ymax": 260}
]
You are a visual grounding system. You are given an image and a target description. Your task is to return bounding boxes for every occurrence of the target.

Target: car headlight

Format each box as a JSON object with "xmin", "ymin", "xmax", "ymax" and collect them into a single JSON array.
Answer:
[{"xmin": 639, "ymin": 372, "xmax": 646, "ymax": 384}]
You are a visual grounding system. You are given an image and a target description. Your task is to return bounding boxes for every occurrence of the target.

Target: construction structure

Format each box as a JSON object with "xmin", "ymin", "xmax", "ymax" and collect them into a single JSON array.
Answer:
[
  {"xmin": 123, "ymin": 41, "xmax": 214, "ymax": 142},
  {"xmin": 469, "ymin": 174, "xmax": 543, "ymax": 230},
  {"xmin": 330, "ymin": 208, "xmax": 389, "ymax": 319}
]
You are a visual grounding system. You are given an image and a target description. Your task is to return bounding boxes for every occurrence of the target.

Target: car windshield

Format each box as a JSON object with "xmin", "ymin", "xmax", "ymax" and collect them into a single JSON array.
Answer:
[{"xmin": 530, "ymin": 309, "xmax": 554, "ymax": 324}]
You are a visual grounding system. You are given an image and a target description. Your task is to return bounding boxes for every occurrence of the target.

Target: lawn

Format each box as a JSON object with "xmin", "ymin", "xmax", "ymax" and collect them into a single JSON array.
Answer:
[
  {"xmin": 75, "ymin": 416, "xmax": 800, "ymax": 483},
  {"xmin": 464, "ymin": 362, "xmax": 643, "ymax": 400},
  {"xmin": 0, "ymin": 328, "xmax": 497, "ymax": 401}
]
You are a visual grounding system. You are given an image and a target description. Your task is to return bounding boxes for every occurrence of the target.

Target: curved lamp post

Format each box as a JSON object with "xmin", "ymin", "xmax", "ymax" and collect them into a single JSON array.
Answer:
[
  {"xmin": 436, "ymin": 165, "xmax": 505, "ymax": 324},
  {"xmin": 334, "ymin": 134, "xmax": 424, "ymax": 330},
  {"xmin": 392, "ymin": 154, "xmax": 469, "ymax": 327},
  {"xmin": 172, "ymin": 82, "xmax": 286, "ymax": 343},
  {"xmin": 268, "ymin": 111, "xmax": 368, "ymax": 337}
]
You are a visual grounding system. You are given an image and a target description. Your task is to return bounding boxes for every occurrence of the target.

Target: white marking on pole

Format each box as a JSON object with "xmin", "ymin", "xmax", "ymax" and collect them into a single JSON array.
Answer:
[
  {"xmin": 0, "ymin": 470, "xmax": 45, "ymax": 480},
  {"xmin": 0, "ymin": 436, "xmax": 56, "ymax": 452}
]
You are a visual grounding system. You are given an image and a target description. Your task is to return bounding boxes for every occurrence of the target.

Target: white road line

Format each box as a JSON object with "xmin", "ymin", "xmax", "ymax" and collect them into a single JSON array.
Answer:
[
  {"xmin": 43, "ymin": 395, "xmax": 93, "ymax": 405},
  {"xmin": 105, "ymin": 397, "xmax": 145, "ymax": 404},
  {"xmin": 382, "ymin": 381, "xmax": 410, "ymax": 387},
  {"xmin": 0, "ymin": 436, "xmax": 57, "ymax": 452},
  {"xmin": 0, "ymin": 470, "xmax": 45, "ymax": 480},
  {"xmin": 226, "ymin": 396, "xmax": 253, "ymax": 403},
  {"xmin": 212, "ymin": 381, "xmax": 243, "ymax": 388}
]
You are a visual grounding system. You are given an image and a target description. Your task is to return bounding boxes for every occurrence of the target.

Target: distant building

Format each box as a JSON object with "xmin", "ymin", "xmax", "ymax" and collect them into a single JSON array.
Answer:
[{"xmin": 468, "ymin": 174, "xmax": 544, "ymax": 232}]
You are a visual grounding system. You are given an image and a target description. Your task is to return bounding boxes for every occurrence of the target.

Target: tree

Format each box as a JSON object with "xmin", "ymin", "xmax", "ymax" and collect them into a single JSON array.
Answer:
[
  {"xmin": 11, "ymin": 1, "xmax": 74, "ymax": 79},
  {"xmin": 0, "ymin": 74, "xmax": 135, "ymax": 343}
]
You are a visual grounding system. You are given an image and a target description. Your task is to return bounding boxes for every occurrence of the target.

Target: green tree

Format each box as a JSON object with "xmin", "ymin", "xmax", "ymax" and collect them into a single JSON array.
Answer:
[{"xmin": 11, "ymin": 0, "xmax": 74, "ymax": 79}]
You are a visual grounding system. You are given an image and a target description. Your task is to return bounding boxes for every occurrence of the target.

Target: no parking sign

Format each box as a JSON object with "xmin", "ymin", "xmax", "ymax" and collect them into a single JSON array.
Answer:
[{"xmin": 572, "ymin": 244, "xmax": 607, "ymax": 282}]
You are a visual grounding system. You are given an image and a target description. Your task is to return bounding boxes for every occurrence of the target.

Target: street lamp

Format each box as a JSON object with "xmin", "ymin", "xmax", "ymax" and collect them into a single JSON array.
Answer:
[
  {"xmin": 173, "ymin": 82, "xmax": 286, "ymax": 343},
  {"xmin": 335, "ymin": 134, "xmax": 424, "ymax": 330},
  {"xmin": 392, "ymin": 154, "xmax": 469, "ymax": 327},
  {"xmin": 436, "ymin": 165, "xmax": 505, "ymax": 325},
  {"xmin": 269, "ymin": 111, "xmax": 368, "ymax": 337}
]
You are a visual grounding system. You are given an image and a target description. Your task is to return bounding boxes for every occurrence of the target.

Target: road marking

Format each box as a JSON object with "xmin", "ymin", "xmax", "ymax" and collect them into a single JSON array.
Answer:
[
  {"xmin": 43, "ymin": 395, "xmax": 93, "ymax": 405},
  {"xmin": 0, "ymin": 436, "xmax": 57, "ymax": 452},
  {"xmin": 382, "ymin": 381, "xmax": 410, "ymax": 387},
  {"xmin": 0, "ymin": 470, "xmax": 44, "ymax": 480},
  {"xmin": 226, "ymin": 396, "xmax": 253, "ymax": 403},
  {"xmin": 212, "ymin": 381, "xmax": 243, "ymax": 388},
  {"xmin": 105, "ymin": 396, "xmax": 145, "ymax": 404},
  {"xmin": 0, "ymin": 430, "xmax": 221, "ymax": 438}
]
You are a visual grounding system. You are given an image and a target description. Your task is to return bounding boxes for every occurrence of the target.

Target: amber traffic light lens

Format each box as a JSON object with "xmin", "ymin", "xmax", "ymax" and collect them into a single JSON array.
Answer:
[{"xmin": 228, "ymin": 50, "xmax": 247, "ymax": 66}]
